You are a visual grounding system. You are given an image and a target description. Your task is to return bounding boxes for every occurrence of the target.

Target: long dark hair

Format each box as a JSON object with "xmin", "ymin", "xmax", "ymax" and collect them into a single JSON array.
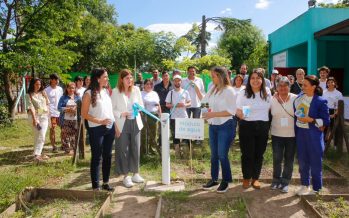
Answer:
[
  {"xmin": 326, "ymin": 77, "xmax": 337, "ymax": 89},
  {"xmin": 27, "ymin": 77, "xmax": 44, "ymax": 94},
  {"xmin": 83, "ymin": 75, "xmax": 91, "ymax": 87},
  {"xmin": 88, "ymin": 68, "xmax": 107, "ymax": 107},
  {"xmin": 245, "ymin": 68, "xmax": 268, "ymax": 100},
  {"xmin": 304, "ymin": 75, "xmax": 323, "ymax": 96}
]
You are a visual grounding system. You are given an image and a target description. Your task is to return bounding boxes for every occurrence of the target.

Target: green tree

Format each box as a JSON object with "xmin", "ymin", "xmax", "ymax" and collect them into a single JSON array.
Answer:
[
  {"xmin": 217, "ymin": 20, "xmax": 267, "ymax": 71},
  {"xmin": 83, "ymin": 0, "xmax": 118, "ymax": 24},
  {"xmin": 162, "ymin": 55, "xmax": 230, "ymax": 72},
  {"xmin": 1, "ymin": 0, "xmax": 84, "ymax": 118},
  {"xmin": 319, "ymin": 0, "xmax": 349, "ymax": 8},
  {"xmin": 181, "ymin": 23, "xmax": 211, "ymax": 59},
  {"xmin": 244, "ymin": 42, "xmax": 269, "ymax": 70},
  {"xmin": 70, "ymin": 0, "xmax": 119, "ymax": 72}
]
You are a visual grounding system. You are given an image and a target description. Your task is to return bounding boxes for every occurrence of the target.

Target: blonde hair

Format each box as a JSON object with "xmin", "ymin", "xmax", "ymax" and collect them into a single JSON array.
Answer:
[
  {"xmin": 296, "ymin": 68, "xmax": 305, "ymax": 75},
  {"xmin": 210, "ymin": 67, "xmax": 230, "ymax": 95}
]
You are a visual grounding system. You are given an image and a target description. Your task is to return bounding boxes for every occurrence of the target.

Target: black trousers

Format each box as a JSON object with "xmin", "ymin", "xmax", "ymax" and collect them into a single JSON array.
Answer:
[
  {"xmin": 239, "ymin": 120, "xmax": 270, "ymax": 180},
  {"xmin": 88, "ymin": 124, "xmax": 115, "ymax": 189}
]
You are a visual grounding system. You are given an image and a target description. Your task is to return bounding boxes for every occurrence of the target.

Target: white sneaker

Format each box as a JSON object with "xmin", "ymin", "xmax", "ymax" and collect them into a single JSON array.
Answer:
[
  {"xmin": 308, "ymin": 190, "xmax": 318, "ymax": 195},
  {"xmin": 123, "ymin": 176, "xmax": 134, "ymax": 188},
  {"xmin": 296, "ymin": 186, "xmax": 311, "ymax": 196},
  {"xmin": 132, "ymin": 173, "xmax": 145, "ymax": 183}
]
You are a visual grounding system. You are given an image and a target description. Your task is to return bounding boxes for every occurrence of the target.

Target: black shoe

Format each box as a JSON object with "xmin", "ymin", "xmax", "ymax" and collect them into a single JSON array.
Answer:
[
  {"xmin": 217, "ymin": 181, "xmax": 229, "ymax": 193},
  {"xmin": 203, "ymin": 180, "xmax": 219, "ymax": 190},
  {"xmin": 102, "ymin": 184, "xmax": 115, "ymax": 192}
]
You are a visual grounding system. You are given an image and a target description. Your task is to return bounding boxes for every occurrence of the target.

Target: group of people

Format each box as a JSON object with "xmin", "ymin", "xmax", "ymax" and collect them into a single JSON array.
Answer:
[
  {"xmin": 25, "ymin": 63, "xmax": 343, "ymax": 195},
  {"xmin": 195, "ymin": 65, "xmax": 341, "ymax": 195},
  {"xmin": 25, "ymin": 74, "xmax": 90, "ymax": 161}
]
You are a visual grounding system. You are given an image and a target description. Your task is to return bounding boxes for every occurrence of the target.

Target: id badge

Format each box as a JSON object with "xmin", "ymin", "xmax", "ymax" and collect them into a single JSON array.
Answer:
[{"xmin": 280, "ymin": 118, "xmax": 289, "ymax": 127}]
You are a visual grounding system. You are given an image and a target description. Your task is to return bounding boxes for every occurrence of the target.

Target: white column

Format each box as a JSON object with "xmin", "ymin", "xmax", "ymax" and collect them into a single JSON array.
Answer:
[{"xmin": 161, "ymin": 113, "xmax": 170, "ymax": 185}]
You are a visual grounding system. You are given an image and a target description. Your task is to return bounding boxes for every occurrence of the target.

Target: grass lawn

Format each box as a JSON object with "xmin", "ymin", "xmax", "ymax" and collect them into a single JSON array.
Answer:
[
  {"xmin": 0, "ymin": 119, "xmax": 347, "ymax": 215},
  {"xmin": 0, "ymin": 119, "xmax": 80, "ymax": 212}
]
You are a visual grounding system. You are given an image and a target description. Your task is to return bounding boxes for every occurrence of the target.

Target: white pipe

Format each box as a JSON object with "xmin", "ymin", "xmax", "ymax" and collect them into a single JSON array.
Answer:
[{"xmin": 161, "ymin": 113, "xmax": 170, "ymax": 185}]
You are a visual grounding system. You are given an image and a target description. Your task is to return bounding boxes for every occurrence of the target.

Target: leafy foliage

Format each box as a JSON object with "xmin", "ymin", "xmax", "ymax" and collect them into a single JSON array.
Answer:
[
  {"xmin": 319, "ymin": 0, "xmax": 349, "ymax": 8},
  {"xmin": 162, "ymin": 55, "xmax": 230, "ymax": 72},
  {"xmin": 217, "ymin": 20, "xmax": 267, "ymax": 70}
]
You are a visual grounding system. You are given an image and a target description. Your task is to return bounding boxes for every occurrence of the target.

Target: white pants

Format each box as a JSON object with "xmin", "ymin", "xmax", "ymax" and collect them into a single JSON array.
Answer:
[{"xmin": 28, "ymin": 114, "xmax": 49, "ymax": 155}]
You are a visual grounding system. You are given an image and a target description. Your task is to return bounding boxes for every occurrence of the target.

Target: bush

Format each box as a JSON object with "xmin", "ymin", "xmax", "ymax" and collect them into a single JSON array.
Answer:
[{"xmin": 0, "ymin": 105, "xmax": 11, "ymax": 127}]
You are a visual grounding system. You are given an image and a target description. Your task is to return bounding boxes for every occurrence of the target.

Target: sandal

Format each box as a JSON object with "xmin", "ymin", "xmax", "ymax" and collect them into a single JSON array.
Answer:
[
  {"xmin": 41, "ymin": 154, "xmax": 50, "ymax": 160},
  {"xmin": 34, "ymin": 155, "xmax": 44, "ymax": 162}
]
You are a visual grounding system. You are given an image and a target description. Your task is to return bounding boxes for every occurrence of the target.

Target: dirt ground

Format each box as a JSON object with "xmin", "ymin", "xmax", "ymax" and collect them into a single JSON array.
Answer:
[{"xmin": 101, "ymin": 178, "xmax": 349, "ymax": 218}]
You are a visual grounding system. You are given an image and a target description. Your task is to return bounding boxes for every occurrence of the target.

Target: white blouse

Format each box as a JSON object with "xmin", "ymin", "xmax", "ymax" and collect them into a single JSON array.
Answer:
[
  {"xmin": 85, "ymin": 89, "xmax": 114, "ymax": 128},
  {"xmin": 202, "ymin": 86, "xmax": 237, "ymax": 125},
  {"xmin": 323, "ymin": 89, "xmax": 343, "ymax": 109},
  {"xmin": 182, "ymin": 77, "xmax": 206, "ymax": 108},
  {"xmin": 236, "ymin": 88, "xmax": 272, "ymax": 121},
  {"xmin": 271, "ymin": 94, "xmax": 297, "ymax": 137},
  {"xmin": 141, "ymin": 90, "xmax": 160, "ymax": 113}
]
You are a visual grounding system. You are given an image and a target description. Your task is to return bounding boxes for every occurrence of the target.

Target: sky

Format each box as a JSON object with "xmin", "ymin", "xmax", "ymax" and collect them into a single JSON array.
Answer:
[{"xmin": 108, "ymin": 0, "xmax": 339, "ymax": 50}]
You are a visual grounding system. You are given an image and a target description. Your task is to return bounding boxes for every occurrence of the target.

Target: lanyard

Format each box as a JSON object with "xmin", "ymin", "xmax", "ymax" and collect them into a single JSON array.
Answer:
[{"xmin": 279, "ymin": 94, "xmax": 289, "ymax": 105}]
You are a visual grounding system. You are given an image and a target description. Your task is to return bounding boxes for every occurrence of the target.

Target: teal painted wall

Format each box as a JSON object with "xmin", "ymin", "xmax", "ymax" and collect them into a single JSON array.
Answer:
[
  {"xmin": 269, "ymin": 8, "xmax": 349, "ymax": 73},
  {"xmin": 287, "ymin": 43, "xmax": 307, "ymax": 67},
  {"xmin": 269, "ymin": 8, "xmax": 349, "ymax": 55},
  {"xmin": 345, "ymin": 43, "xmax": 349, "ymax": 95}
]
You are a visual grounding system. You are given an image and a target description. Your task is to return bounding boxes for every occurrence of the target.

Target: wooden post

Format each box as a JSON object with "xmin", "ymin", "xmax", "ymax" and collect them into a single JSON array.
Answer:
[
  {"xmin": 325, "ymin": 100, "xmax": 349, "ymax": 156},
  {"xmin": 335, "ymin": 101, "xmax": 344, "ymax": 153}
]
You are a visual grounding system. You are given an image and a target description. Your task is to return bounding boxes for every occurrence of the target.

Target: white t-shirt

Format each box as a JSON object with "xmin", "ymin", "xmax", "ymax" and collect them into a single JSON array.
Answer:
[
  {"xmin": 271, "ymin": 94, "xmax": 297, "ymax": 137},
  {"xmin": 182, "ymin": 77, "xmax": 205, "ymax": 108},
  {"xmin": 202, "ymin": 86, "xmax": 237, "ymax": 125},
  {"xmin": 236, "ymin": 88, "xmax": 272, "ymax": 121},
  {"xmin": 64, "ymin": 98, "xmax": 77, "ymax": 120},
  {"xmin": 44, "ymin": 86, "xmax": 63, "ymax": 118},
  {"xmin": 76, "ymin": 87, "xmax": 86, "ymax": 98},
  {"xmin": 86, "ymin": 89, "xmax": 114, "ymax": 128},
  {"xmin": 323, "ymin": 89, "xmax": 343, "ymax": 109},
  {"xmin": 141, "ymin": 90, "xmax": 160, "ymax": 113},
  {"xmin": 319, "ymin": 80, "xmax": 327, "ymax": 91},
  {"xmin": 264, "ymin": 78, "xmax": 271, "ymax": 89},
  {"xmin": 152, "ymin": 77, "xmax": 162, "ymax": 86},
  {"xmin": 233, "ymin": 86, "xmax": 245, "ymax": 94},
  {"xmin": 165, "ymin": 89, "xmax": 191, "ymax": 119}
]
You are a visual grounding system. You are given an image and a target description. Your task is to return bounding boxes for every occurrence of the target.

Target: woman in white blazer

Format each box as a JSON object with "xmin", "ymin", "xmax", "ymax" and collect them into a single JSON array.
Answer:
[{"xmin": 111, "ymin": 69, "xmax": 144, "ymax": 188}]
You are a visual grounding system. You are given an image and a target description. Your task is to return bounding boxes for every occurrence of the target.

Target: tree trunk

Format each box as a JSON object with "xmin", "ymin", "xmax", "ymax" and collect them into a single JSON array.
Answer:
[
  {"xmin": 200, "ymin": 15, "xmax": 207, "ymax": 57},
  {"xmin": 3, "ymin": 71, "xmax": 17, "ymax": 120}
]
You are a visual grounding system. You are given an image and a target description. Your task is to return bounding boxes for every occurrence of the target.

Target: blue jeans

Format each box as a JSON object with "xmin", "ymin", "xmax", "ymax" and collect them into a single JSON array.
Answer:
[
  {"xmin": 272, "ymin": 136, "xmax": 296, "ymax": 186},
  {"xmin": 186, "ymin": 107, "xmax": 201, "ymax": 118},
  {"xmin": 209, "ymin": 119, "xmax": 237, "ymax": 182},
  {"xmin": 88, "ymin": 124, "xmax": 115, "ymax": 189}
]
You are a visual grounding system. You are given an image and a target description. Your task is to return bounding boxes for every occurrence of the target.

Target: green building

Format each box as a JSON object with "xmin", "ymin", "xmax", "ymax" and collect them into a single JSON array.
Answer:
[{"xmin": 268, "ymin": 8, "xmax": 349, "ymax": 95}]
